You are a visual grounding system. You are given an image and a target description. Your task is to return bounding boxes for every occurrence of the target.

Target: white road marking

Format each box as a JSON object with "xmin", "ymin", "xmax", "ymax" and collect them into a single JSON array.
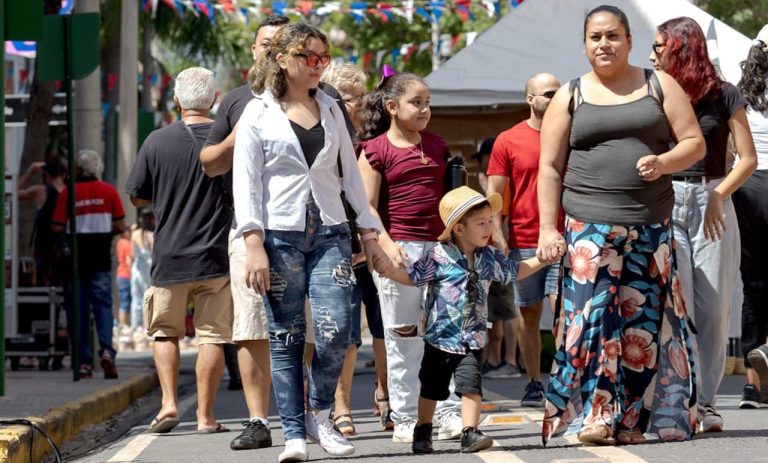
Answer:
[
  {"xmin": 564, "ymin": 435, "xmax": 650, "ymax": 463},
  {"xmin": 106, "ymin": 389, "xmax": 199, "ymax": 462},
  {"xmin": 476, "ymin": 449, "xmax": 529, "ymax": 463}
]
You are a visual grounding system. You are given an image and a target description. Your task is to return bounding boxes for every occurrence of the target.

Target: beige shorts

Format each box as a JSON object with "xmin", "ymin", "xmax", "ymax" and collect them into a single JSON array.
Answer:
[
  {"xmin": 144, "ymin": 275, "xmax": 233, "ymax": 344},
  {"xmin": 229, "ymin": 229, "xmax": 270, "ymax": 341}
]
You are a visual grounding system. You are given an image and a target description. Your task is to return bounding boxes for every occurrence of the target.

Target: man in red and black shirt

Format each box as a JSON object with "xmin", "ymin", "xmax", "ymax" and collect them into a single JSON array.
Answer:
[{"xmin": 53, "ymin": 149, "xmax": 126, "ymax": 379}]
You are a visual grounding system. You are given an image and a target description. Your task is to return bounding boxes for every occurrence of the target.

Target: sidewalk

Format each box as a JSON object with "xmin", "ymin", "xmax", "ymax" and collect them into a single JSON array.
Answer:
[{"xmin": 0, "ymin": 351, "xmax": 157, "ymax": 463}]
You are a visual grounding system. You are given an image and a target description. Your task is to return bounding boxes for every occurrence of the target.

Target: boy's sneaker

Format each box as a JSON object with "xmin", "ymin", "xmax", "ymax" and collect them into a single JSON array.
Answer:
[
  {"xmin": 739, "ymin": 384, "xmax": 763, "ymax": 409},
  {"xmin": 460, "ymin": 426, "xmax": 494, "ymax": 453},
  {"xmin": 436, "ymin": 411, "xmax": 463, "ymax": 440},
  {"xmin": 230, "ymin": 419, "xmax": 272, "ymax": 450},
  {"xmin": 278, "ymin": 438, "xmax": 308, "ymax": 463},
  {"xmin": 698, "ymin": 404, "xmax": 723, "ymax": 433},
  {"xmin": 79, "ymin": 364, "xmax": 93, "ymax": 379},
  {"xmin": 100, "ymin": 351, "xmax": 118, "ymax": 379},
  {"xmin": 484, "ymin": 362, "xmax": 521, "ymax": 379},
  {"xmin": 305, "ymin": 410, "xmax": 354, "ymax": 456},
  {"xmin": 747, "ymin": 344, "xmax": 768, "ymax": 397},
  {"xmin": 521, "ymin": 380, "xmax": 545, "ymax": 407},
  {"xmin": 411, "ymin": 423, "xmax": 434, "ymax": 454},
  {"xmin": 392, "ymin": 421, "xmax": 416, "ymax": 443}
]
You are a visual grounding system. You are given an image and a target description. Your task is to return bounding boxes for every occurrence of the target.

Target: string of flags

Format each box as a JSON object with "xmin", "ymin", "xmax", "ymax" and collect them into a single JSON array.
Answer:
[
  {"xmin": 352, "ymin": 29, "xmax": 478, "ymax": 69},
  {"xmin": 141, "ymin": 0, "xmax": 525, "ymax": 24}
]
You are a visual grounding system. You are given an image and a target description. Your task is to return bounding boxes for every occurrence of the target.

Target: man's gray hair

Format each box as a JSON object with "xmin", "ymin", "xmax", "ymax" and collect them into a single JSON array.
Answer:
[
  {"xmin": 77, "ymin": 149, "xmax": 104, "ymax": 177},
  {"xmin": 174, "ymin": 67, "xmax": 216, "ymax": 110}
]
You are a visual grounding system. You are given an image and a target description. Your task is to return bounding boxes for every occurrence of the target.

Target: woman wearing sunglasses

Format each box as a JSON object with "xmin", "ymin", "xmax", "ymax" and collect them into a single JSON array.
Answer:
[
  {"xmin": 538, "ymin": 5, "xmax": 704, "ymax": 446},
  {"xmin": 232, "ymin": 23, "xmax": 387, "ymax": 463},
  {"xmin": 649, "ymin": 17, "xmax": 757, "ymax": 433}
]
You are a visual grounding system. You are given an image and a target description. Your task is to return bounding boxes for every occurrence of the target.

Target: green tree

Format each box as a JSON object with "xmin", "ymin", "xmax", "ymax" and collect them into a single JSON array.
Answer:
[{"xmin": 698, "ymin": 0, "xmax": 768, "ymax": 38}]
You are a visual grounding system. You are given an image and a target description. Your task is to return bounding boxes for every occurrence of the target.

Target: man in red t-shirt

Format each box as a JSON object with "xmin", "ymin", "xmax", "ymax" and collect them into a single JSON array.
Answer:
[
  {"xmin": 52, "ymin": 149, "xmax": 126, "ymax": 380},
  {"xmin": 486, "ymin": 73, "xmax": 561, "ymax": 408}
]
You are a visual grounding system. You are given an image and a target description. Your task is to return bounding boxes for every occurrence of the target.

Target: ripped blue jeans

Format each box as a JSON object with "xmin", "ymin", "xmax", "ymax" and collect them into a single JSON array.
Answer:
[{"xmin": 263, "ymin": 206, "xmax": 355, "ymax": 440}]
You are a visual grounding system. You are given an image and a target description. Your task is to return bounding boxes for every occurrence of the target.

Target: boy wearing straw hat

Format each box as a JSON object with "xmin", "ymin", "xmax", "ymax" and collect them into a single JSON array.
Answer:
[{"xmin": 380, "ymin": 186, "xmax": 559, "ymax": 454}]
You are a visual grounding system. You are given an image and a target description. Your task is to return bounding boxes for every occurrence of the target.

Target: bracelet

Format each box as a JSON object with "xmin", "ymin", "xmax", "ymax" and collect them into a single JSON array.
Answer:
[{"xmin": 360, "ymin": 232, "xmax": 378, "ymax": 243}]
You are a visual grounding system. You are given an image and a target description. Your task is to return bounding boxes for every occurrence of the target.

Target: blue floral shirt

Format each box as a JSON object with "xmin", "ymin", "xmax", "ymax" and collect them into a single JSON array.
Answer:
[{"xmin": 408, "ymin": 242, "xmax": 519, "ymax": 354}]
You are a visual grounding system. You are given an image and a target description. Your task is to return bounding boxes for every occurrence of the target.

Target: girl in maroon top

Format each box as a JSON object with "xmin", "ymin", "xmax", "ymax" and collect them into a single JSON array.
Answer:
[{"xmin": 358, "ymin": 73, "xmax": 462, "ymax": 443}]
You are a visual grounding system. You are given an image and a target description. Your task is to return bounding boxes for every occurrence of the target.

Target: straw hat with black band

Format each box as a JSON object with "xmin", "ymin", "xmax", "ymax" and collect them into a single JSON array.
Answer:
[{"xmin": 437, "ymin": 186, "xmax": 503, "ymax": 242}]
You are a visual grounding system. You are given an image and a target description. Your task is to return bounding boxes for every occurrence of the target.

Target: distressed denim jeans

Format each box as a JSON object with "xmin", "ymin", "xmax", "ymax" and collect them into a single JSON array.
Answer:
[
  {"xmin": 672, "ymin": 178, "xmax": 740, "ymax": 407},
  {"xmin": 64, "ymin": 271, "xmax": 117, "ymax": 366},
  {"xmin": 263, "ymin": 203, "xmax": 355, "ymax": 440},
  {"xmin": 373, "ymin": 240, "xmax": 460, "ymax": 425}
]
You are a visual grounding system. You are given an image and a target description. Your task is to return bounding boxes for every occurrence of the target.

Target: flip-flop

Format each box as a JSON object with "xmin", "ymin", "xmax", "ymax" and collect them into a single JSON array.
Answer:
[
  {"xmin": 197, "ymin": 423, "xmax": 230, "ymax": 434},
  {"xmin": 148, "ymin": 416, "xmax": 180, "ymax": 434}
]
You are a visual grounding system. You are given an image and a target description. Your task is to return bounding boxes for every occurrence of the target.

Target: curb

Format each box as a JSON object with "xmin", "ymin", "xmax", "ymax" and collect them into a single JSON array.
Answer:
[{"xmin": 0, "ymin": 370, "xmax": 158, "ymax": 463}]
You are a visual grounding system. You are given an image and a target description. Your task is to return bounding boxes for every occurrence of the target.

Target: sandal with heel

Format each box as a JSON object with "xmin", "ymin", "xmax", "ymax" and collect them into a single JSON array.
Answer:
[{"xmin": 577, "ymin": 423, "xmax": 614, "ymax": 446}]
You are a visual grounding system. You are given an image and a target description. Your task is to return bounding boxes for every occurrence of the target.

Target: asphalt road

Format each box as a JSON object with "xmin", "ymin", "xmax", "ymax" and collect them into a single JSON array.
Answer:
[{"xmin": 69, "ymin": 346, "xmax": 768, "ymax": 463}]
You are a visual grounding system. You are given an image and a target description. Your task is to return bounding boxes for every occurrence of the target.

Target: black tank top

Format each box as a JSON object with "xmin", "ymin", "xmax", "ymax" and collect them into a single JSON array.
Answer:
[
  {"xmin": 562, "ymin": 69, "xmax": 674, "ymax": 225},
  {"xmin": 33, "ymin": 183, "xmax": 60, "ymax": 253}
]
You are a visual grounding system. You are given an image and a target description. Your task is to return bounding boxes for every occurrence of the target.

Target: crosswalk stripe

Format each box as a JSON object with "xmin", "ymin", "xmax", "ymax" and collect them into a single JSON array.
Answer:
[
  {"xmin": 476, "ymin": 449, "xmax": 529, "ymax": 463},
  {"xmin": 564, "ymin": 435, "xmax": 650, "ymax": 463}
]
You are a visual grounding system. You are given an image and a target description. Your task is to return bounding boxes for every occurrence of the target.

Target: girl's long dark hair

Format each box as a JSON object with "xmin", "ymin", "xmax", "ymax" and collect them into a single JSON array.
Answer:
[
  {"xmin": 359, "ymin": 73, "xmax": 424, "ymax": 141},
  {"xmin": 739, "ymin": 44, "xmax": 768, "ymax": 112}
]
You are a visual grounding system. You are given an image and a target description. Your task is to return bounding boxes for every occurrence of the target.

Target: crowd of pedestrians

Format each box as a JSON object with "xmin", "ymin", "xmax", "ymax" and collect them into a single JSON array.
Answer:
[{"xmin": 28, "ymin": 4, "xmax": 768, "ymax": 463}]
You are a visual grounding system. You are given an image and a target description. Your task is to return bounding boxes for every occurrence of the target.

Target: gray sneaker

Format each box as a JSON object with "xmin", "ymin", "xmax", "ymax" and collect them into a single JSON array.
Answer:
[
  {"xmin": 484, "ymin": 362, "xmax": 521, "ymax": 379},
  {"xmin": 520, "ymin": 380, "xmax": 545, "ymax": 408},
  {"xmin": 747, "ymin": 344, "xmax": 768, "ymax": 397}
]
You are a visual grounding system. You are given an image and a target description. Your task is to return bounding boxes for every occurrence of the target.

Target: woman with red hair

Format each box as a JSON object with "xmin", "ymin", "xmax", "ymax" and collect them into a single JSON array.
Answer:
[{"xmin": 650, "ymin": 16, "xmax": 757, "ymax": 433}]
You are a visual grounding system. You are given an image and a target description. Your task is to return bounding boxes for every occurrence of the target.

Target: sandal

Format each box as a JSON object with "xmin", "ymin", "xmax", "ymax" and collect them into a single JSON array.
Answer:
[
  {"xmin": 333, "ymin": 412, "xmax": 356, "ymax": 436},
  {"xmin": 375, "ymin": 394, "xmax": 395, "ymax": 430},
  {"xmin": 616, "ymin": 429, "xmax": 646, "ymax": 445},
  {"xmin": 577, "ymin": 423, "xmax": 614, "ymax": 446}
]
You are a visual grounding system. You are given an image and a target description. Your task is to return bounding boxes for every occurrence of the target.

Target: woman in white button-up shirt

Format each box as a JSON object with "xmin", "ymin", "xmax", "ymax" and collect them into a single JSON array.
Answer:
[{"xmin": 232, "ymin": 23, "xmax": 386, "ymax": 462}]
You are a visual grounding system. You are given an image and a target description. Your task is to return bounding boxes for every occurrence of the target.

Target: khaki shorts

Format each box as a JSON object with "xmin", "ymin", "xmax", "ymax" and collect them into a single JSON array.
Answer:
[
  {"xmin": 229, "ymin": 229, "xmax": 270, "ymax": 341},
  {"xmin": 144, "ymin": 275, "xmax": 233, "ymax": 344}
]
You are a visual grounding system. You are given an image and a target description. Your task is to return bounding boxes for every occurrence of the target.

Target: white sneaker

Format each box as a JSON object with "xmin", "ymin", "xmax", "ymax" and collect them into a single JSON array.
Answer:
[
  {"xmin": 392, "ymin": 421, "xmax": 416, "ymax": 443},
  {"xmin": 278, "ymin": 439, "xmax": 308, "ymax": 463},
  {"xmin": 436, "ymin": 412, "xmax": 463, "ymax": 440},
  {"xmin": 305, "ymin": 410, "xmax": 355, "ymax": 456},
  {"xmin": 698, "ymin": 404, "xmax": 723, "ymax": 433}
]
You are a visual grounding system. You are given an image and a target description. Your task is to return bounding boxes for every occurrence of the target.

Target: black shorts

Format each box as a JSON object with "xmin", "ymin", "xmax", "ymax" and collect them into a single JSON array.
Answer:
[
  {"xmin": 419, "ymin": 342, "xmax": 483, "ymax": 401},
  {"xmin": 487, "ymin": 281, "xmax": 518, "ymax": 322}
]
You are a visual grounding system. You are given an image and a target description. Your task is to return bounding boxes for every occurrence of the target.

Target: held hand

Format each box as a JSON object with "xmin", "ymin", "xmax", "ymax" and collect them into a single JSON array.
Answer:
[
  {"xmin": 537, "ymin": 228, "xmax": 566, "ymax": 263},
  {"xmin": 703, "ymin": 191, "xmax": 726, "ymax": 241},
  {"xmin": 364, "ymin": 240, "xmax": 393, "ymax": 275},
  {"xmin": 636, "ymin": 155, "xmax": 665, "ymax": 182},
  {"xmin": 381, "ymin": 240, "xmax": 408, "ymax": 268},
  {"xmin": 245, "ymin": 244, "xmax": 270, "ymax": 295}
]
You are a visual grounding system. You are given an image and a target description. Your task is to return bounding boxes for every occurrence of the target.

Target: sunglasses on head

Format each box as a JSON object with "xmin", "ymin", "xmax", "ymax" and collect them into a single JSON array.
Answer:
[
  {"xmin": 530, "ymin": 90, "xmax": 557, "ymax": 99},
  {"xmin": 294, "ymin": 52, "xmax": 331, "ymax": 68}
]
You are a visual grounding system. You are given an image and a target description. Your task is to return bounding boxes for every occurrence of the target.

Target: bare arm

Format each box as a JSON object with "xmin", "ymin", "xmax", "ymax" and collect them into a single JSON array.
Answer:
[
  {"xmin": 112, "ymin": 219, "xmax": 126, "ymax": 235},
  {"xmin": 200, "ymin": 128, "xmax": 237, "ymax": 177},
  {"xmin": 130, "ymin": 196, "xmax": 152, "ymax": 207},
  {"xmin": 702, "ymin": 107, "xmax": 757, "ymax": 241},
  {"xmin": 486, "ymin": 175, "xmax": 509, "ymax": 254},
  {"xmin": 537, "ymin": 84, "xmax": 571, "ymax": 261},
  {"xmin": 517, "ymin": 256, "xmax": 548, "ymax": 281},
  {"xmin": 637, "ymin": 72, "xmax": 705, "ymax": 179},
  {"xmin": 18, "ymin": 162, "xmax": 46, "ymax": 204}
]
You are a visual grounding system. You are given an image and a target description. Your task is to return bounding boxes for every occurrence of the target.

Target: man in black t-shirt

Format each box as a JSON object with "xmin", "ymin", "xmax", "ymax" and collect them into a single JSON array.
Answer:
[
  {"xmin": 126, "ymin": 66, "xmax": 233, "ymax": 435},
  {"xmin": 199, "ymin": 14, "xmax": 356, "ymax": 452}
]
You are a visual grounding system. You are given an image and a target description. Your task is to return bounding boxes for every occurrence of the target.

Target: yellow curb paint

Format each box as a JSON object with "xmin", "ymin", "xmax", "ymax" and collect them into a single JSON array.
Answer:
[
  {"xmin": 0, "ymin": 371, "xmax": 158, "ymax": 463},
  {"xmin": 486, "ymin": 414, "xmax": 524, "ymax": 426}
]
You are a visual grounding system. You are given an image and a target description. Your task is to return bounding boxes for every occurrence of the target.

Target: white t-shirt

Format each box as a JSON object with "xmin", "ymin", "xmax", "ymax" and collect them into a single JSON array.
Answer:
[{"xmin": 747, "ymin": 105, "xmax": 768, "ymax": 170}]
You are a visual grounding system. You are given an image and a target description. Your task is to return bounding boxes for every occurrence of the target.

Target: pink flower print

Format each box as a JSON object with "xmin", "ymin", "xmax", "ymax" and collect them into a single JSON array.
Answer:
[
  {"xmin": 621, "ymin": 328, "xmax": 657, "ymax": 373},
  {"xmin": 619, "ymin": 286, "xmax": 645, "ymax": 318},
  {"xmin": 668, "ymin": 339, "xmax": 690, "ymax": 379},
  {"xmin": 599, "ymin": 248, "xmax": 622, "ymax": 277},
  {"xmin": 621, "ymin": 405, "xmax": 640, "ymax": 429},
  {"xmin": 568, "ymin": 218, "xmax": 585, "ymax": 232},
  {"xmin": 671, "ymin": 275, "xmax": 688, "ymax": 318},
  {"xmin": 565, "ymin": 316, "xmax": 584, "ymax": 355},
  {"xmin": 569, "ymin": 240, "xmax": 599, "ymax": 284},
  {"xmin": 653, "ymin": 243, "xmax": 671, "ymax": 284},
  {"xmin": 607, "ymin": 225, "xmax": 627, "ymax": 241}
]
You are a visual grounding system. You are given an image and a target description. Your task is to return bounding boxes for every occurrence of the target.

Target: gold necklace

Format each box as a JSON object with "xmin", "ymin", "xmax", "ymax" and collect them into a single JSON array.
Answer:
[{"xmin": 406, "ymin": 141, "xmax": 428, "ymax": 165}]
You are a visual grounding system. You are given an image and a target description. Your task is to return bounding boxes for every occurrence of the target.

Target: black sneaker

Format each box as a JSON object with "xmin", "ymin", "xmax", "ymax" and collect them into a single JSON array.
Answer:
[
  {"xmin": 411, "ymin": 423, "xmax": 434, "ymax": 454},
  {"xmin": 460, "ymin": 426, "xmax": 493, "ymax": 453},
  {"xmin": 748, "ymin": 345, "xmax": 768, "ymax": 398},
  {"xmin": 521, "ymin": 380, "xmax": 545, "ymax": 408},
  {"xmin": 740, "ymin": 384, "xmax": 762, "ymax": 409},
  {"xmin": 230, "ymin": 420, "xmax": 272, "ymax": 450}
]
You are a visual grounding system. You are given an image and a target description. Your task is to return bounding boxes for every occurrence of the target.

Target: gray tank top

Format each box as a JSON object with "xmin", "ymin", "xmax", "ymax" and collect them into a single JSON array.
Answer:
[{"xmin": 562, "ymin": 69, "xmax": 674, "ymax": 225}]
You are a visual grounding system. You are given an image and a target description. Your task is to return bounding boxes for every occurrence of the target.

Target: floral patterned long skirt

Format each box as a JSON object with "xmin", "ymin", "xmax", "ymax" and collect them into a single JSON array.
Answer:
[{"xmin": 542, "ymin": 216, "xmax": 697, "ymax": 445}]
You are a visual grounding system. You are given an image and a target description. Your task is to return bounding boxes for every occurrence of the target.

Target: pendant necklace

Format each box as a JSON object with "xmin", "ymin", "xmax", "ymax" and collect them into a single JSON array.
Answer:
[{"xmin": 407, "ymin": 141, "xmax": 428, "ymax": 165}]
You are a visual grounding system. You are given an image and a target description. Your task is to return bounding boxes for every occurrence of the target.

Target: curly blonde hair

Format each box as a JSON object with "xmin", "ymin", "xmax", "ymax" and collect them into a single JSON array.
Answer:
[
  {"xmin": 321, "ymin": 63, "xmax": 367, "ymax": 97},
  {"xmin": 249, "ymin": 23, "xmax": 329, "ymax": 99}
]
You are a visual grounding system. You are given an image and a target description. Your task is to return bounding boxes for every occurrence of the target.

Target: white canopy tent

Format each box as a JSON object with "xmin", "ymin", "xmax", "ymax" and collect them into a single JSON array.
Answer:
[{"xmin": 425, "ymin": 0, "xmax": 752, "ymax": 108}]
